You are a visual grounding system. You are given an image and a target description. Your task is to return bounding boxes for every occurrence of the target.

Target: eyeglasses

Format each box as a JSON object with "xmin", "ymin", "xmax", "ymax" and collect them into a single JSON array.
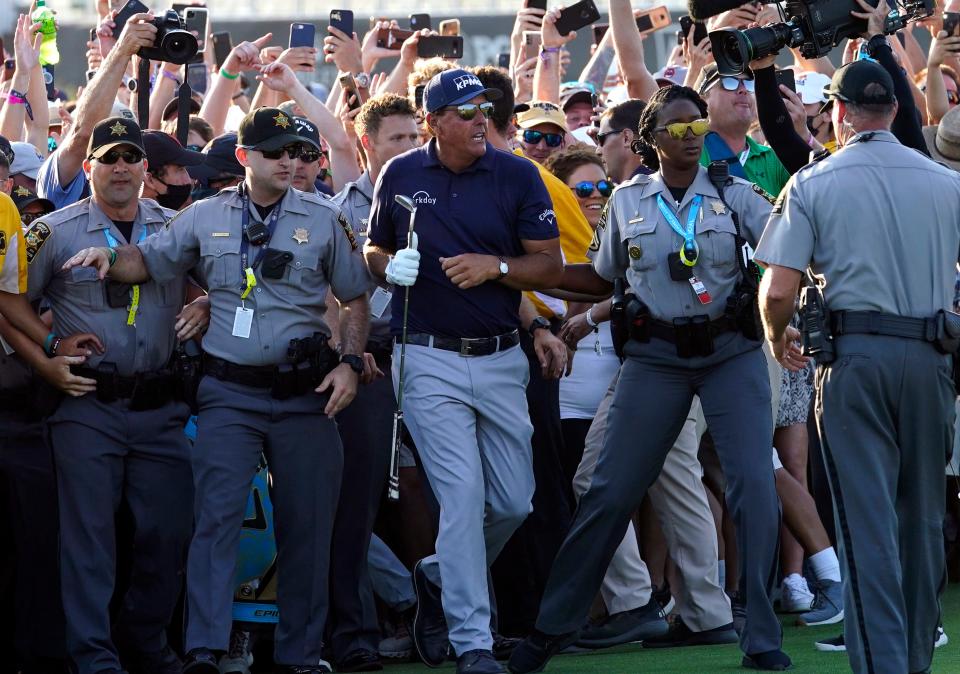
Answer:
[
  {"xmin": 571, "ymin": 179, "xmax": 615, "ymax": 198},
  {"xmin": 20, "ymin": 211, "xmax": 49, "ymax": 225},
  {"xmin": 96, "ymin": 148, "xmax": 145, "ymax": 164},
  {"xmin": 712, "ymin": 77, "xmax": 755, "ymax": 93},
  {"xmin": 596, "ymin": 129, "xmax": 622, "ymax": 145},
  {"xmin": 446, "ymin": 102, "xmax": 495, "ymax": 121},
  {"xmin": 296, "ymin": 149, "xmax": 324, "ymax": 163},
  {"xmin": 522, "ymin": 129, "xmax": 564, "ymax": 147},
  {"xmin": 654, "ymin": 119, "xmax": 710, "ymax": 140}
]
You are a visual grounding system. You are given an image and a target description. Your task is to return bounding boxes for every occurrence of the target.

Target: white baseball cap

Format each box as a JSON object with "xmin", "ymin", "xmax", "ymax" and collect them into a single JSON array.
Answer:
[
  {"xmin": 10, "ymin": 141, "xmax": 43, "ymax": 180},
  {"xmin": 795, "ymin": 71, "xmax": 832, "ymax": 106}
]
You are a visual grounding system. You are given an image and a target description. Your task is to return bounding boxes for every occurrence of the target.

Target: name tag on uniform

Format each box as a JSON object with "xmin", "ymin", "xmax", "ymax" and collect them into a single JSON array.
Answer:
[
  {"xmin": 370, "ymin": 286, "xmax": 392, "ymax": 318},
  {"xmin": 232, "ymin": 306, "xmax": 254, "ymax": 338},
  {"xmin": 212, "ymin": 232, "xmax": 231, "ymax": 237}
]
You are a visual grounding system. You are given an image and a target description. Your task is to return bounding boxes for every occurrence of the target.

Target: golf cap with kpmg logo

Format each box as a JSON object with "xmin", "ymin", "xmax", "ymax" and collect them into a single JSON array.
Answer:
[
  {"xmin": 87, "ymin": 116, "xmax": 146, "ymax": 160},
  {"xmin": 423, "ymin": 69, "xmax": 503, "ymax": 114},
  {"xmin": 237, "ymin": 107, "xmax": 306, "ymax": 152},
  {"xmin": 821, "ymin": 60, "xmax": 895, "ymax": 113}
]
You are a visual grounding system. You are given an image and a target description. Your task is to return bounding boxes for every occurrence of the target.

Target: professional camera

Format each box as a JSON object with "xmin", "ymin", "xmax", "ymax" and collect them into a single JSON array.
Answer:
[
  {"xmin": 139, "ymin": 9, "xmax": 198, "ymax": 65},
  {"xmin": 708, "ymin": 0, "xmax": 934, "ymax": 75}
]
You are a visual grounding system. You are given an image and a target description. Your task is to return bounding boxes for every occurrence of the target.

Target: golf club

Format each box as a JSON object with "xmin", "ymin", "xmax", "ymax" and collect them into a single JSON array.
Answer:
[{"xmin": 388, "ymin": 194, "xmax": 418, "ymax": 501}]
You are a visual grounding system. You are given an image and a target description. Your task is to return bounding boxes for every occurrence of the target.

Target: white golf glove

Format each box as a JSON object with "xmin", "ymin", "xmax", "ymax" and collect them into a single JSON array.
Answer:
[{"xmin": 385, "ymin": 232, "xmax": 420, "ymax": 287}]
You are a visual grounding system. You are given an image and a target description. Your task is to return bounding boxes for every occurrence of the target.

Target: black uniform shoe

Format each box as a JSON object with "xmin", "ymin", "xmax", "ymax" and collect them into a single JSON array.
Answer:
[
  {"xmin": 642, "ymin": 618, "xmax": 738, "ymax": 648},
  {"xmin": 457, "ymin": 649, "xmax": 505, "ymax": 674},
  {"xmin": 413, "ymin": 559, "xmax": 450, "ymax": 667},
  {"xmin": 336, "ymin": 649, "xmax": 383, "ymax": 672},
  {"xmin": 182, "ymin": 648, "xmax": 220, "ymax": 674},
  {"xmin": 741, "ymin": 649, "xmax": 793, "ymax": 671},
  {"xmin": 492, "ymin": 633, "xmax": 521, "ymax": 660},
  {"xmin": 276, "ymin": 664, "xmax": 333, "ymax": 674},
  {"xmin": 507, "ymin": 630, "xmax": 578, "ymax": 674},
  {"xmin": 129, "ymin": 644, "xmax": 182, "ymax": 674},
  {"xmin": 576, "ymin": 596, "xmax": 669, "ymax": 648}
]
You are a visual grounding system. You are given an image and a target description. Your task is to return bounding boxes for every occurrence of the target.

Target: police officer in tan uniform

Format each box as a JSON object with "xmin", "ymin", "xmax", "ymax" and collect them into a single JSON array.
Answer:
[
  {"xmin": 64, "ymin": 107, "xmax": 372, "ymax": 674},
  {"xmin": 757, "ymin": 59, "xmax": 960, "ymax": 674},
  {"xmin": 510, "ymin": 85, "xmax": 789, "ymax": 673}
]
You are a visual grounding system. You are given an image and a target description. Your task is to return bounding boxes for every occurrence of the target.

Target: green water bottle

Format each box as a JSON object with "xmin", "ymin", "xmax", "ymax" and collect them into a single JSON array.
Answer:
[{"xmin": 32, "ymin": 0, "xmax": 60, "ymax": 66}]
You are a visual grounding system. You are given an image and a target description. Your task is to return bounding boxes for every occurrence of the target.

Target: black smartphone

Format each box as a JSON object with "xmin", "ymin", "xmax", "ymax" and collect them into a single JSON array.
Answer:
[
  {"xmin": 183, "ymin": 7, "xmax": 208, "ymax": 52},
  {"xmin": 289, "ymin": 23, "xmax": 317, "ymax": 49},
  {"xmin": 112, "ymin": 0, "xmax": 151, "ymax": 38},
  {"xmin": 330, "ymin": 9, "xmax": 354, "ymax": 38},
  {"xmin": 42, "ymin": 64, "xmax": 55, "ymax": 101},
  {"xmin": 593, "ymin": 24, "xmax": 608, "ymax": 44},
  {"xmin": 679, "ymin": 15, "xmax": 708, "ymax": 45},
  {"xmin": 417, "ymin": 35, "xmax": 463, "ymax": 59},
  {"xmin": 775, "ymin": 68, "xmax": 796, "ymax": 94},
  {"xmin": 497, "ymin": 52, "xmax": 511, "ymax": 68},
  {"xmin": 410, "ymin": 13, "xmax": 431, "ymax": 31},
  {"xmin": 945, "ymin": 12, "xmax": 960, "ymax": 37},
  {"xmin": 525, "ymin": 0, "xmax": 548, "ymax": 10},
  {"xmin": 339, "ymin": 72, "xmax": 364, "ymax": 111},
  {"xmin": 187, "ymin": 62, "xmax": 208, "ymax": 95},
  {"xmin": 212, "ymin": 31, "xmax": 232, "ymax": 69},
  {"xmin": 554, "ymin": 0, "xmax": 601, "ymax": 37}
]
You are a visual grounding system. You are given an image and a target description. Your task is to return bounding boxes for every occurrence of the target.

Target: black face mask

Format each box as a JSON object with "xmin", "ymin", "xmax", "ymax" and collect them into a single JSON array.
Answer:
[{"xmin": 156, "ymin": 180, "xmax": 193, "ymax": 210}]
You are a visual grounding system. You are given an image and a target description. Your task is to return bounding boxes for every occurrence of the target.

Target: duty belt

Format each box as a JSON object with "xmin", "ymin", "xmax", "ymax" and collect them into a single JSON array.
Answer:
[
  {"xmin": 204, "ymin": 348, "xmax": 337, "ymax": 399},
  {"xmin": 71, "ymin": 364, "xmax": 178, "ymax": 410},
  {"xmin": 830, "ymin": 311, "xmax": 937, "ymax": 343},
  {"xmin": 648, "ymin": 315, "xmax": 740, "ymax": 344},
  {"xmin": 404, "ymin": 330, "xmax": 520, "ymax": 357}
]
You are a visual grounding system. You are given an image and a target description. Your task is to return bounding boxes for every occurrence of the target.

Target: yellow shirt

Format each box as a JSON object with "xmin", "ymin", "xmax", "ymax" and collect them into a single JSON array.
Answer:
[
  {"xmin": 0, "ymin": 192, "xmax": 26, "ymax": 294},
  {"xmin": 512, "ymin": 149, "xmax": 593, "ymax": 318}
]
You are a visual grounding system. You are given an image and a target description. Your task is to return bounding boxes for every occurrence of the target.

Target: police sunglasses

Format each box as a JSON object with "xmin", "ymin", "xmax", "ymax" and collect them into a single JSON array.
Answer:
[
  {"xmin": 571, "ymin": 180, "xmax": 615, "ymax": 198},
  {"xmin": 522, "ymin": 129, "xmax": 564, "ymax": 147},
  {"xmin": 96, "ymin": 148, "xmax": 146, "ymax": 164},
  {"xmin": 295, "ymin": 148, "xmax": 325, "ymax": 164},
  {"xmin": 244, "ymin": 144, "xmax": 305, "ymax": 160},
  {"xmin": 446, "ymin": 102, "xmax": 495, "ymax": 121},
  {"xmin": 654, "ymin": 119, "xmax": 710, "ymax": 140}
]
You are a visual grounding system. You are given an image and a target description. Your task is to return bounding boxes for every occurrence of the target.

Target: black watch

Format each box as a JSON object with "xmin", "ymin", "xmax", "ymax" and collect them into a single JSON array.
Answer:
[
  {"xmin": 340, "ymin": 354, "xmax": 364, "ymax": 375},
  {"xmin": 528, "ymin": 316, "xmax": 551, "ymax": 337}
]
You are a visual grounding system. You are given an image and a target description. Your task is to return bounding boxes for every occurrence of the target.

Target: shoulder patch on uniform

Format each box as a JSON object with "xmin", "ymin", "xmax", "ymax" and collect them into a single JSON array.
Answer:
[
  {"xmin": 337, "ymin": 212, "xmax": 358, "ymax": 251},
  {"xmin": 588, "ymin": 203, "xmax": 609, "ymax": 253},
  {"xmin": 24, "ymin": 222, "xmax": 51, "ymax": 263},
  {"xmin": 751, "ymin": 183, "xmax": 775, "ymax": 205}
]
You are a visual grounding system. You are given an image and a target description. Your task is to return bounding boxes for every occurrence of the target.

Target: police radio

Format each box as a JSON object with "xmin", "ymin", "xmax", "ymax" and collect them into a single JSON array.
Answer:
[
  {"xmin": 799, "ymin": 274, "xmax": 836, "ymax": 364},
  {"xmin": 245, "ymin": 221, "xmax": 270, "ymax": 246}
]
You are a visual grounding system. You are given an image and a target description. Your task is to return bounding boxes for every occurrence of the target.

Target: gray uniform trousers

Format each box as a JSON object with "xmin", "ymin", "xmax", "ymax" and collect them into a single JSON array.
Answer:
[
  {"xmin": 329, "ymin": 358, "xmax": 394, "ymax": 660},
  {"xmin": 368, "ymin": 533, "xmax": 416, "ymax": 611},
  {"xmin": 574, "ymin": 374, "xmax": 732, "ymax": 629},
  {"xmin": 48, "ymin": 395, "xmax": 193, "ymax": 673},
  {"xmin": 536, "ymin": 346, "xmax": 781, "ymax": 655},
  {"xmin": 395, "ymin": 342, "xmax": 535, "ymax": 655},
  {"xmin": 815, "ymin": 335, "xmax": 954, "ymax": 674},
  {"xmin": 184, "ymin": 375, "xmax": 343, "ymax": 666}
]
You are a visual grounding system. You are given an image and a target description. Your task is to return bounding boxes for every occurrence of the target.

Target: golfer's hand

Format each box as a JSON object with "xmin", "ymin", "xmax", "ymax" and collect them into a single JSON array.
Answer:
[
  {"xmin": 439, "ymin": 253, "xmax": 499, "ymax": 289},
  {"xmin": 385, "ymin": 232, "xmax": 419, "ymax": 286}
]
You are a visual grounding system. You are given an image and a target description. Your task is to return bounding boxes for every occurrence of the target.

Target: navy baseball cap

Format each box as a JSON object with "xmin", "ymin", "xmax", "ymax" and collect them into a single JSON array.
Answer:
[
  {"xmin": 423, "ymin": 69, "xmax": 503, "ymax": 114},
  {"xmin": 293, "ymin": 116, "xmax": 322, "ymax": 151},
  {"xmin": 188, "ymin": 133, "xmax": 245, "ymax": 181}
]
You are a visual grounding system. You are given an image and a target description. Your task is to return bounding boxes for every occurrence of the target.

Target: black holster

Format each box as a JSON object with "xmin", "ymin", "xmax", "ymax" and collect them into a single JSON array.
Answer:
[
  {"xmin": 799, "ymin": 284, "xmax": 836, "ymax": 364},
  {"xmin": 173, "ymin": 340, "xmax": 203, "ymax": 414},
  {"xmin": 273, "ymin": 332, "xmax": 337, "ymax": 400},
  {"xmin": 610, "ymin": 278, "xmax": 629, "ymax": 359},
  {"xmin": 935, "ymin": 309, "xmax": 960, "ymax": 354},
  {"xmin": 725, "ymin": 280, "xmax": 763, "ymax": 342}
]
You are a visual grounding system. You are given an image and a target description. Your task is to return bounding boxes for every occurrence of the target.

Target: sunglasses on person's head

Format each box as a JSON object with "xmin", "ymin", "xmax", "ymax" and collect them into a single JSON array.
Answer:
[
  {"xmin": 522, "ymin": 129, "xmax": 564, "ymax": 147},
  {"xmin": 571, "ymin": 179, "xmax": 615, "ymax": 198},
  {"xmin": 711, "ymin": 76, "xmax": 755, "ymax": 93},
  {"xmin": 445, "ymin": 102, "xmax": 495, "ymax": 121},
  {"xmin": 654, "ymin": 119, "xmax": 710, "ymax": 140},
  {"xmin": 96, "ymin": 148, "xmax": 145, "ymax": 164}
]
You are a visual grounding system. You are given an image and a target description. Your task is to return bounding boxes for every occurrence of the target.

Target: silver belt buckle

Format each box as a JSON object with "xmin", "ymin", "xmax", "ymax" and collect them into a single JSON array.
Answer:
[{"xmin": 459, "ymin": 338, "xmax": 474, "ymax": 357}]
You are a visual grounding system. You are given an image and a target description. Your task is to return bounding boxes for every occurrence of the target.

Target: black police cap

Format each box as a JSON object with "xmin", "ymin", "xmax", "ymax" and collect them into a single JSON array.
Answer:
[
  {"xmin": 237, "ymin": 107, "xmax": 304, "ymax": 152},
  {"xmin": 87, "ymin": 116, "xmax": 146, "ymax": 160},
  {"xmin": 822, "ymin": 60, "xmax": 896, "ymax": 113},
  {"xmin": 188, "ymin": 133, "xmax": 245, "ymax": 181}
]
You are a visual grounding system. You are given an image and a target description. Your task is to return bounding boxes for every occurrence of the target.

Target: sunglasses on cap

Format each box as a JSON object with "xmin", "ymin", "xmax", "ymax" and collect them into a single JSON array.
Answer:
[
  {"xmin": 709, "ymin": 77, "xmax": 755, "ymax": 93},
  {"xmin": 571, "ymin": 179, "xmax": 615, "ymax": 198},
  {"xmin": 445, "ymin": 102, "xmax": 495, "ymax": 121},
  {"xmin": 654, "ymin": 119, "xmax": 710, "ymax": 140},
  {"xmin": 96, "ymin": 148, "xmax": 145, "ymax": 164},
  {"xmin": 522, "ymin": 129, "xmax": 564, "ymax": 147}
]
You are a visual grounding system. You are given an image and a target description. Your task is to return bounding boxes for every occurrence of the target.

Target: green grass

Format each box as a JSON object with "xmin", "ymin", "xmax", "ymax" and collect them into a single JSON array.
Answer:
[{"xmin": 381, "ymin": 584, "xmax": 960, "ymax": 673}]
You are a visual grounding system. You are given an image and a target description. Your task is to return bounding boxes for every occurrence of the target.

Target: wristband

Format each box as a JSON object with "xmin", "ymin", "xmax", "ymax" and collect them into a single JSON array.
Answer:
[
  {"xmin": 107, "ymin": 247, "xmax": 118, "ymax": 268},
  {"xmin": 805, "ymin": 132, "xmax": 815, "ymax": 147},
  {"xmin": 43, "ymin": 332, "xmax": 56, "ymax": 355},
  {"xmin": 539, "ymin": 46, "xmax": 561, "ymax": 61},
  {"xmin": 219, "ymin": 67, "xmax": 240, "ymax": 80},
  {"xmin": 8, "ymin": 89, "xmax": 32, "ymax": 121},
  {"xmin": 585, "ymin": 305, "xmax": 599, "ymax": 329},
  {"xmin": 161, "ymin": 69, "xmax": 182, "ymax": 85}
]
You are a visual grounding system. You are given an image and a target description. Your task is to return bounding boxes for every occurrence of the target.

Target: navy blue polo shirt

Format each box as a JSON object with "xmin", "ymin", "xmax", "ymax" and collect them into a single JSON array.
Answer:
[{"xmin": 368, "ymin": 139, "xmax": 558, "ymax": 338}]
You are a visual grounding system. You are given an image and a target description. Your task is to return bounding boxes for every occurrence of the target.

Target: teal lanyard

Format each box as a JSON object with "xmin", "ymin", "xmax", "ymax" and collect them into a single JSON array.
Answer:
[
  {"xmin": 656, "ymin": 194, "xmax": 701, "ymax": 267},
  {"xmin": 102, "ymin": 226, "xmax": 147, "ymax": 248}
]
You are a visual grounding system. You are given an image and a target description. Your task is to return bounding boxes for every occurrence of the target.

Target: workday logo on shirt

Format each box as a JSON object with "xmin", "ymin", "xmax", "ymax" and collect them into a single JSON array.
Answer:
[{"xmin": 413, "ymin": 191, "xmax": 437, "ymax": 206}]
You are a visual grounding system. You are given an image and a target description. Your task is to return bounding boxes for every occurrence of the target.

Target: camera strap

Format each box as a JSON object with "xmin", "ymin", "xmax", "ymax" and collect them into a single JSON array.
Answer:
[
  {"xmin": 137, "ymin": 58, "xmax": 151, "ymax": 130},
  {"xmin": 238, "ymin": 184, "xmax": 281, "ymax": 300},
  {"xmin": 708, "ymin": 166, "xmax": 757, "ymax": 289},
  {"xmin": 103, "ymin": 227, "xmax": 147, "ymax": 326}
]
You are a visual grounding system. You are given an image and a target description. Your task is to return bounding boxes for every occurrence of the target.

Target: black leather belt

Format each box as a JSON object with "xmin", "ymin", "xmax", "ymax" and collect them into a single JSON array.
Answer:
[
  {"xmin": 404, "ymin": 330, "xmax": 520, "ymax": 357},
  {"xmin": 72, "ymin": 367, "xmax": 143, "ymax": 398},
  {"xmin": 831, "ymin": 311, "xmax": 937, "ymax": 342},
  {"xmin": 72, "ymin": 365, "xmax": 178, "ymax": 409},
  {"xmin": 204, "ymin": 355, "xmax": 282, "ymax": 389},
  {"xmin": 648, "ymin": 316, "xmax": 739, "ymax": 344}
]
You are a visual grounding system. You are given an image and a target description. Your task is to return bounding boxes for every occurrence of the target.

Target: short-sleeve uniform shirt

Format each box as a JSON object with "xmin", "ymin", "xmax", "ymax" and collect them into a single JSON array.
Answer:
[
  {"xmin": 139, "ymin": 185, "xmax": 370, "ymax": 367},
  {"xmin": 26, "ymin": 198, "xmax": 183, "ymax": 376},
  {"xmin": 367, "ymin": 140, "xmax": 559, "ymax": 338}
]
